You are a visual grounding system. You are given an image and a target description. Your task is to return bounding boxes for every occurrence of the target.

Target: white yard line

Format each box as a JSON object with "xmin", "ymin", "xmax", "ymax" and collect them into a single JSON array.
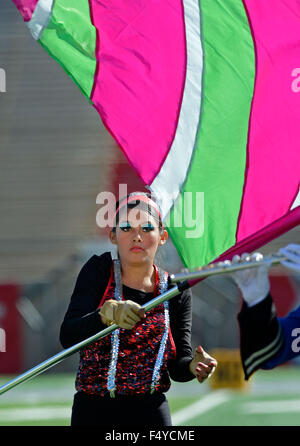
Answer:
[
  {"xmin": 242, "ymin": 400, "xmax": 300, "ymax": 414},
  {"xmin": 172, "ymin": 390, "xmax": 232, "ymax": 425},
  {"xmin": 0, "ymin": 406, "xmax": 71, "ymax": 422}
]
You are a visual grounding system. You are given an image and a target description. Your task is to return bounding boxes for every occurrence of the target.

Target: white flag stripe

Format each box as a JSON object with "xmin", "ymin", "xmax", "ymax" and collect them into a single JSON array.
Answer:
[
  {"xmin": 27, "ymin": 0, "xmax": 54, "ymax": 41},
  {"xmin": 150, "ymin": 0, "xmax": 203, "ymax": 220},
  {"xmin": 291, "ymin": 189, "xmax": 300, "ymax": 210}
]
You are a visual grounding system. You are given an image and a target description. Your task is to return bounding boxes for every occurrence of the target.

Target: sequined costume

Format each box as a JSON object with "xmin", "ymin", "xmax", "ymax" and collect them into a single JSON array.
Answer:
[
  {"xmin": 75, "ymin": 261, "xmax": 176, "ymax": 397},
  {"xmin": 60, "ymin": 252, "xmax": 196, "ymax": 426}
]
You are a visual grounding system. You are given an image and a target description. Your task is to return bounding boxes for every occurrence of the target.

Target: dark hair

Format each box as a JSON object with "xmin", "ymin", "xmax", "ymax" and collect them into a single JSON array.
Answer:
[{"xmin": 112, "ymin": 192, "xmax": 164, "ymax": 233}]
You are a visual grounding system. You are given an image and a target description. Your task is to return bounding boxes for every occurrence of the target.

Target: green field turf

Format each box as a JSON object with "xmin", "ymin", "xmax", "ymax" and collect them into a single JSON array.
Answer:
[{"xmin": 0, "ymin": 366, "xmax": 300, "ymax": 426}]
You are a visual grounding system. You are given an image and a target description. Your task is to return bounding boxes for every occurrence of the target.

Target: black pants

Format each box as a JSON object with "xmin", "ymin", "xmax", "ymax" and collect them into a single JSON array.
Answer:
[{"xmin": 71, "ymin": 390, "xmax": 172, "ymax": 427}]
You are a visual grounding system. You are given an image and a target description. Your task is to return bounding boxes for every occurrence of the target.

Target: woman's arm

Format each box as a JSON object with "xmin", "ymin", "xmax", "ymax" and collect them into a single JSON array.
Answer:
[
  {"xmin": 167, "ymin": 288, "xmax": 196, "ymax": 382},
  {"xmin": 234, "ymin": 245, "xmax": 300, "ymax": 379},
  {"xmin": 261, "ymin": 304, "xmax": 300, "ymax": 370},
  {"xmin": 168, "ymin": 287, "xmax": 217, "ymax": 383},
  {"xmin": 238, "ymin": 294, "xmax": 285, "ymax": 379},
  {"xmin": 59, "ymin": 253, "xmax": 111, "ymax": 348}
]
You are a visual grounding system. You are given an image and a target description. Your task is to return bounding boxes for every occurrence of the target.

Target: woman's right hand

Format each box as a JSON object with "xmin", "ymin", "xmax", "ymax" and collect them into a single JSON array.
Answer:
[{"xmin": 99, "ymin": 299, "xmax": 145, "ymax": 329}]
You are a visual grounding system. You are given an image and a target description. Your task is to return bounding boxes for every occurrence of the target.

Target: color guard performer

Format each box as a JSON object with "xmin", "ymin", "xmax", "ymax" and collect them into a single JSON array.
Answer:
[
  {"xmin": 231, "ymin": 244, "xmax": 300, "ymax": 379},
  {"xmin": 60, "ymin": 192, "xmax": 217, "ymax": 426}
]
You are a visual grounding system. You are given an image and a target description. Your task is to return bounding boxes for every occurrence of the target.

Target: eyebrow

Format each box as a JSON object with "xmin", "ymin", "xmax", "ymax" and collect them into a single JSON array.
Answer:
[
  {"xmin": 119, "ymin": 221, "xmax": 131, "ymax": 225},
  {"xmin": 119, "ymin": 220, "xmax": 156, "ymax": 226}
]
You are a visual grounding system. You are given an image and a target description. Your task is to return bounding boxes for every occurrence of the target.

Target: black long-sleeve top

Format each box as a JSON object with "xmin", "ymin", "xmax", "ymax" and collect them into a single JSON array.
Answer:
[
  {"xmin": 60, "ymin": 252, "xmax": 196, "ymax": 382},
  {"xmin": 237, "ymin": 294, "xmax": 286, "ymax": 380}
]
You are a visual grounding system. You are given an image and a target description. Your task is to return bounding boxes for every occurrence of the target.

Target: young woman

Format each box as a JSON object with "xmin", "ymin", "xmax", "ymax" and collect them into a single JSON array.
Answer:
[{"xmin": 60, "ymin": 192, "xmax": 217, "ymax": 426}]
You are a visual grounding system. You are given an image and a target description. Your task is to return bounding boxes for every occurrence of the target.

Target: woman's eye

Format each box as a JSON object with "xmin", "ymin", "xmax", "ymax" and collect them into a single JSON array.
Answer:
[
  {"xmin": 142, "ymin": 223, "xmax": 155, "ymax": 232},
  {"xmin": 120, "ymin": 222, "xmax": 131, "ymax": 231}
]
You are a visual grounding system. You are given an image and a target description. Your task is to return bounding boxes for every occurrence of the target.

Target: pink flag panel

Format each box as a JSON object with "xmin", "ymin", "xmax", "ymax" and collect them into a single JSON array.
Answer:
[
  {"xmin": 237, "ymin": 0, "xmax": 300, "ymax": 241},
  {"xmin": 89, "ymin": 0, "xmax": 187, "ymax": 185},
  {"xmin": 12, "ymin": 0, "xmax": 38, "ymax": 22}
]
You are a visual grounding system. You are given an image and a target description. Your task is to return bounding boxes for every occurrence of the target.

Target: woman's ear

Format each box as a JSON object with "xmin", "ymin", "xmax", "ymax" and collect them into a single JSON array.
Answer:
[
  {"xmin": 158, "ymin": 229, "xmax": 168, "ymax": 246},
  {"xmin": 109, "ymin": 229, "xmax": 118, "ymax": 245}
]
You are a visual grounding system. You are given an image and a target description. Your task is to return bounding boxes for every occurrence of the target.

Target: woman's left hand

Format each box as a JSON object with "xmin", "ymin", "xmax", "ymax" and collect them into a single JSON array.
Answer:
[{"xmin": 189, "ymin": 346, "xmax": 217, "ymax": 383}]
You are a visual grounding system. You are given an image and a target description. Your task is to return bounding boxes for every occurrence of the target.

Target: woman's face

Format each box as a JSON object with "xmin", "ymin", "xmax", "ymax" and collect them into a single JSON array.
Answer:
[{"xmin": 110, "ymin": 207, "xmax": 167, "ymax": 266}]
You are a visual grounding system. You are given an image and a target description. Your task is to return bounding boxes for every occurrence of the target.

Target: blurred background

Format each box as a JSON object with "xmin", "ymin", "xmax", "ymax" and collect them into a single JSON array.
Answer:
[{"xmin": 0, "ymin": 2, "xmax": 300, "ymax": 426}]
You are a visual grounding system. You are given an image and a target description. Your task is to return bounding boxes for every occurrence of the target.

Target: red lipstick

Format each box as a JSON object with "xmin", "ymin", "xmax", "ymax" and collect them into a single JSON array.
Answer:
[{"xmin": 130, "ymin": 246, "xmax": 144, "ymax": 252}]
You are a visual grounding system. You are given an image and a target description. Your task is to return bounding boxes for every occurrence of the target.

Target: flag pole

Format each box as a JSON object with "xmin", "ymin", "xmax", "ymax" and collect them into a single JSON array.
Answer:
[
  {"xmin": 0, "ymin": 282, "xmax": 187, "ymax": 396},
  {"xmin": 0, "ymin": 251, "xmax": 288, "ymax": 396},
  {"xmin": 170, "ymin": 253, "xmax": 287, "ymax": 284}
]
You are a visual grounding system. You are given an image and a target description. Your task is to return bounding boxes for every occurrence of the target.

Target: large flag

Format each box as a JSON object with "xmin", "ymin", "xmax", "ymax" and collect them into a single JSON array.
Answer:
[{"xmin": 13, "ymin": 0, "xmax": 300, "ymax": 268}]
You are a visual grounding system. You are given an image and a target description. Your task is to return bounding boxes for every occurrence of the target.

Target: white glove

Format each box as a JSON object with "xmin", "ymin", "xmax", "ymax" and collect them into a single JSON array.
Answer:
[
  {"xmin": 230, "ymin": 252, "xmax": 272, "ymax": 307},
  {"xmin": 99, "ymin": 299, "xmax": 145, "ymax": 329},
  {"xmin": 279, "ymin": 244, "xmax": 300, "ymax": 273}
]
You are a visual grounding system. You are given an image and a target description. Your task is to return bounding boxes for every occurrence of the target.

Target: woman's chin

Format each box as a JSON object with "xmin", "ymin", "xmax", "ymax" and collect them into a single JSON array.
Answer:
[{"xmin": 127, "ymin": 251, "xmax": 149, "ymax": 264}]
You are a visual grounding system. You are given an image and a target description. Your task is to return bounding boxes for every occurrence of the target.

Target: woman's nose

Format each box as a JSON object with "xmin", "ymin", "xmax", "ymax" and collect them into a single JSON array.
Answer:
[{"xmin": 132, "ymin": 227, "xmax": 142, "ymax": 241}]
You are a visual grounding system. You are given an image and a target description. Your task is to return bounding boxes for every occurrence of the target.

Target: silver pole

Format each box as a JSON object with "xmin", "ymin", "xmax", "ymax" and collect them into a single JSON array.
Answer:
[
  {"xmin": 0, "ymin": 284, "xmax": 182, "ymax": 396},
  {"xmin": 0, "ymin": 252, "xmax": 288, "ymax": 396},
  {"xmin": 170, "ymin": 254, "xmax": 287, "ymax": 283}
]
